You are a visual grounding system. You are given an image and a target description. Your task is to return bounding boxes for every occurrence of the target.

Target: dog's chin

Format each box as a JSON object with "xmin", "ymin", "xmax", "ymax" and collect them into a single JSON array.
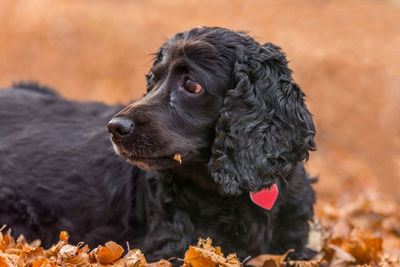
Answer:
[{"xmin": 126, "ymin": 156, "xmax": 178, "ymax": 171}]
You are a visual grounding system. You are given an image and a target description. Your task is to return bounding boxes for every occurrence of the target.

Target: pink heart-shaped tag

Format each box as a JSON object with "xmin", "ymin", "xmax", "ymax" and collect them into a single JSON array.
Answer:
[{"xmin": 249, "ymin": 184, "xmax": 278, "ymax": 210}]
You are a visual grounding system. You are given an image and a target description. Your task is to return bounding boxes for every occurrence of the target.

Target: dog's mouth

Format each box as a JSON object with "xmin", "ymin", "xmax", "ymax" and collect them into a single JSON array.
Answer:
[
  {"xmin": 125, "ymin": 153, "xmax": 184, "ymax": 170},
  {"xmin": 111, "ymin": 139, "xmax": 184, "ymax": 170}
]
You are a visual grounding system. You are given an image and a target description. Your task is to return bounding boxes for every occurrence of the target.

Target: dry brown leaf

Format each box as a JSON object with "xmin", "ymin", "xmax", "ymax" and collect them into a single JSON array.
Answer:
[
  {"xmin": 173, "ymin": 153, "xmax": 182, "ymax": 164},
  {"xmin": 246, "ymin": 249, "xmax": 294, "ymax": 267},
  {"xmin": 122, "ymin": 249, "xmax": 147, "ymax": 267},
  {"xmin": 0, "ymin": 239, "xmax": 5, "ymax": 253},
  {"xmin": 94, "ymin": 241, "xmax": 124, "ymax": 265},
  {"xmin": 44, "ymin": 231, "xmax": 69, "ymax": 258},
  {"xmin": 0, "ymin": 255, "xmax": 8, "ymax": 267},
  {"xmin": 324, "ymin": 229, "xmax": 383, "ymax": 265},
  {"xmin": 44, "ymin": 240, "xmax": 66, "ymax": 258},
  {"xmin": 4, "ymin": 248, "xmax": 21, "ymax": 255},
  {"xmin": 286, "ymin": 259, "xmax": 324, "ymax": 267},
  {"xmin": 346, "ymin": 234, "xmax": 383, "ymax": 263},
  {"xmin": 58, "ymin": 244, "xmax": 91, "ymax": 266},
  {"xmin": 59, "ymin": 231, "xmax": 69, "ymax": 242},
  {"xmin": 32, "ymin": 258, "xmax": 54, "ymax": 267},
  {"xmin": 30, "ymin": 239, "xmax": 42, "ymax": 248},
  {"xmin": 15, "ymin": 235, "xmax": 27, "ymax": 249},
  {"xmin": 81, "ymin": 244, "xmax": 90, "ymax": 254},
  {"xmin": 182, "ymin": 238, "xmax": 240, "ymax": 267},
  {"xmin": 58, "ymin": 244, "xmax": 78, "ymax": 260},
  {"xmin": 21, "ymin": 247, "xmax": 45, "ymax": 266},
  {"xmin": 382, "ymin": 217, "xmax": 400, "ymax": 236},
  {"xmin": 331, "ymin": 218, "xmax": 352, "ymax": 239},
  {"xmin": 147, "ymin": 259, "xmax": 172, "ymax": 267},
  {"xmin": 4, "ymin": 231, "xmax": 15, "ymax": 249},
  {"xmin": 327, "ymin": 244, "xmax": 356, "ymax": 267},
  {"xmin": 0, "ymin": 252, "xmax": 19, "ymax": 266}
]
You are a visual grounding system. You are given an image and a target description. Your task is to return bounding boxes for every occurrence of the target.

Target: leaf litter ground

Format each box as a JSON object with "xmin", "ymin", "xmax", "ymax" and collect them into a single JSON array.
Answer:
[{"xmin": 1, "ymin": 189, "xmax": 400, "ymax": 267}]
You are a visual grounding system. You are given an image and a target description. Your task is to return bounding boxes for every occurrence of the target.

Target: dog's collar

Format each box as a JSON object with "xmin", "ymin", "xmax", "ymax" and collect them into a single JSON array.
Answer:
[{"xmin": 249, "ymin": 184, "xmax": 278, "ymax": 210}]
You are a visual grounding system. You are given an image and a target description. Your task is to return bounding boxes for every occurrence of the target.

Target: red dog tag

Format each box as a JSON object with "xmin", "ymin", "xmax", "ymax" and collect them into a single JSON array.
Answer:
[{"xmin": 249, "ymin": 184, "xmax": 278, "ymax": 210}]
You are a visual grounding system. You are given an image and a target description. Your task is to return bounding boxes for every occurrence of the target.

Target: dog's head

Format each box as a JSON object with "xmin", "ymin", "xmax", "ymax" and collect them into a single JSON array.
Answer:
[{"xmin": 108, "ymin": 27, "xmax": 316, "ymax": 195}]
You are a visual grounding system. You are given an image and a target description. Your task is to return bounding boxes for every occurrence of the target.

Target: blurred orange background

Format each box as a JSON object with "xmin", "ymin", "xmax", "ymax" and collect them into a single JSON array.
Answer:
[{"xmin": 0, "ymin": 0, "xmax": 399, "ymax": 202}]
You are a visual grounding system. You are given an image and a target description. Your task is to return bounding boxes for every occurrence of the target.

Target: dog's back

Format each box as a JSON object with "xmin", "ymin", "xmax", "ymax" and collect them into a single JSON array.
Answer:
[{"xmin": 0, "ymin": 83, "xmax": 144, "ymax": 247}]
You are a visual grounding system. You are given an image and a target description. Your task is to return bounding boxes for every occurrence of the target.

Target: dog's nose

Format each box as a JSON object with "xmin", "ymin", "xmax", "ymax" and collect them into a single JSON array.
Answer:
[{"xmin": 108, "ymin": 118, "xmax": 133, "ymax": 138}]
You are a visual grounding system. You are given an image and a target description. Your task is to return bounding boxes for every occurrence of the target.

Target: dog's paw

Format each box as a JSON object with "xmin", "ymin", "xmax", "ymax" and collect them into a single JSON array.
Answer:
[{"xmin": 286, "ymin": 247, "xmax": 318, "ymax": 261}]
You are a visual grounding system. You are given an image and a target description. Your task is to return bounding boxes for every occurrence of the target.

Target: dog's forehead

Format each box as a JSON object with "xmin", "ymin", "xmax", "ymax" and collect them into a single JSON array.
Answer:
[
  {"xmin": 164, "ymin": 39, "xmax": 218, "ymax": 63},
  {"xmin": 150, "ymin": 39, "xmax": 223, "ymax": 80},
  {"xmin": 154, "ymin": 27, "xmax": 244, "ymax": 70}
]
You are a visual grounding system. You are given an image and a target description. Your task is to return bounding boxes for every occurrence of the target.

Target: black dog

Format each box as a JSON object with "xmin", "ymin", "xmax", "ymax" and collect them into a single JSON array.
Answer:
[{"xmin": 0, "ymin": 27, "xmax": 316, "ymax": 262}]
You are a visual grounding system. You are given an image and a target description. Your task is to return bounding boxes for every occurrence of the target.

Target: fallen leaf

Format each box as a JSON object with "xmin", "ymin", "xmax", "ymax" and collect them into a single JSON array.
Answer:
[
  {"xmin": 3, "ymin": 231, "xmax": 15, "ymax": 249},
  {"xmin": 286, "ymin": 259, "xmax": 324, "ymax": 267},
  {"xmin": 44, "ymin": 238, "xmax": 67, "ymax": 258},
  {"xmin": 58, "ymin": 244, "xmax": 91, "ymax": 266},
  {"xmin": 324, "ymin": 229, "xmax": 383, "ymax": 265},
  {"xmin": 346, "ymin": 231, "xmax": 383, "ymax": 263},
  {"xmin": 182, "ymin": 238, "xmax": 240, "ymax": 267},
  {"xmin": 59, "ymin": 231, "xmax": 69, "ymax": 242},
  {"xmin": 123, "ymin": 249, "xmax": 147, "ymax": 267},
  {"xmin": 246, "ymin": 249, "xmax": 294, "ymax": 267},
  {"xmin": 32, "ymin": 258, "xmax": 53, "ymax": 267},
  {"xmin": 331, "ymin": 218, "xmax": 352, "ymax": 239},
  {"xmin": 0, "ymin": 255, "xmax": 8, "ymax": 267},
  {"xmin": 147, "ymin": 259, "xmax": 172, "ymax": 267},
  {"xmin": 21, "ymin": 247, "xmax": 44, "ymax": 265},
  {"xmin": 174, "ymin": 153, "xmax": 182, "ymax": 164},
  {"xmin": 327, "ymin": 244, "xmax": 356, "ymax": 267},
  {"xmin": 93, "ymin": 241, "xmax": 124, "ymax": 265},
  {"xmin": 30, "ymin": 239, "xmax": 42, "ymax": 248}
]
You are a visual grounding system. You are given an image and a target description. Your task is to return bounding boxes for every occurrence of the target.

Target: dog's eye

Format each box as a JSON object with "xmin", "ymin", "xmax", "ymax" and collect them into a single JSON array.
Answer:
[{"xmin": 182, "ymin": 77, "xmax": 202, "ymax": 94}]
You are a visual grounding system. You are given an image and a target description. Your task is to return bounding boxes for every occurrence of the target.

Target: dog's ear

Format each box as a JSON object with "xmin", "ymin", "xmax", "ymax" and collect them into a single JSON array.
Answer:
[{"xmin": 208, "ymin": 42, "xmax": 316, "ymax": 195}]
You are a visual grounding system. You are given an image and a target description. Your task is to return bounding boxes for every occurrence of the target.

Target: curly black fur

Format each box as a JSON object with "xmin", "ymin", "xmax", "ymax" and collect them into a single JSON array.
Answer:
[
  {"xmin": 0, "ymin": 27, "xmax": 316, "ymax": 264},
  {"xmin": 12, "ymin": 81, "xmax": 59, "ymax": 96},
  {"xmin": 209, "ymin": 40, "xmax": 316, "ymax": 195}
]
